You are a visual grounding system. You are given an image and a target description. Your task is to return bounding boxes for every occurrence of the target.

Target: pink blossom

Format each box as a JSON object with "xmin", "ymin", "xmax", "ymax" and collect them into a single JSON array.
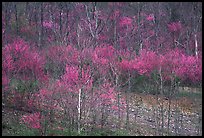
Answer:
[
  {"xmin": 119, "ymin": 17, "xmax": 132, "ymax": 26},
  {"xmin": 112, "ymin": 105, "xmax": 118, "ymax": 111},
  {"xmin": 2, "ymin": 52, "xmax": 13, "ymax": 72},
  {"xmin": 81, "ymin": 66, "xmax": 93, "ymax": 90},
  {"xmin": 134, "ymin": 49, "xmax": 158, "ymax": 76},
  {"xmin": 98, "ymin": 35, "xmax": 107, "ymax": 41},
  {"xmin": 143, "ymin": 39, "xmax": 151, "ymax": 48},
  {"xmin": 92, "ymin": 45, "xmax": 115, "ymax": 67},
  {"xmin": 167, "ymin": 21, "xmax": 182, "ymax": 32},
  {"xmin": 100, "ymin": 58, "xmax": 108, "ymax": 65},
  {"xmin": 146, "ymin": 14, "xmax": 155, "ymax": 21},
  {"xmin": 119, "ymin": 38, "xmax": 126, "ymax": 49},
  {"xmin": 21, "ymin": 112, "xmax": 41, "ymax": 129},
  {"xmin": 159, "ymin": 48, "xmax": 202, "ymax": 82},
  {"xmin": 75, "ymin": 3, "xmax": 85, "ymax": 12},
  {"xmin": 2, "ymin": 39, "xmax": 46, "ymax": 82},
  {"xmin": 43, "ymin": 21, "xmax": 53, "ymax": 28},
  {"xmin": 149, "ymin": 30, "xmax": 155, "ymax": 36},
  {"xmin": 39, "ymin": 88, "xmax": 53, "ymax": 98},
  {"xmin": 111, "ymin": 10, "xmax": 120, "ymax": 19},
  {"xmin": 63, "ymin": 65, "xmax": 79, "ymax": 84},
  {"xmin": 60, "ymin": 64, "xmax": 93, "ymax": 92},
  {"xmin": 2, "ymin": 74, "xmax": 10, "ymax": 86},
  {"xmin": 120, "ymin": 59, "xmax": 131, "ymax": 71}
]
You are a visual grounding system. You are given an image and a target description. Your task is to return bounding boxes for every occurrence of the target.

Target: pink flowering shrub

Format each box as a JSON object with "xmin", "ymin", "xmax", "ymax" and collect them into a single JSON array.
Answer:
[
  {"xmin": 167, "ymin": 21, "xmax": 182, "ymax": 32},
  {"xmin": 119, "ymin": 59, "xmax": 136, "ymax": 72},
  {"xmin": 94, "ymin": 81, "xmax": 126, "ymax": 112},
  {"xmin": 92, "ymin": 45, "xmax": 116, "ymax": 75},
  {"xmin": 43, "ymin": 21, "xmax": 53, "ymax": 29},
  {"xmin": 60, "ymin": 64, "xmax": 93, "ymax": 93},
  {"xmin": 21, "ymin": 112, "xmax": 42, "ymax": 129},
  {"xmin": 157, "ymin": 48, "xmax": 202, "ymax": 82},
  {"xmin": 45, "ymin": 45, "xmax": 66, "ymax": 63},
  {"xmin": 146, "ymin": 14, "xmax": 155, "ymax": 21},
  {"xmin": 43, "ymin": 20, "xmax": 59, "ymax": 31},
  {"xmin": 98, "ymin": 82, "xmax": 116, "ymax": 106},
  {"xmin": 119, "ymin": 17, "xmax": 132, "ymax": 27},
  {"xmin": 2, "ymin": 38, "xmax": 46, "ymax": 82},
  {"xmin": 80, "ymin": 47, "xmax": 94, "ymax": 64},
  {"xmin": 33, "ymin": 88, "xmax": 62, "ymax": 112},
  {"xmin": 2, "ymin": 73, "xmax": 10, "ymax": 87},
  {"xmin": 110, "ymin": 10, "xmax": 120, "ymax": 20},
  {"xmin": 174, "ymin": 54, "xmax": 202, "ymax": 82},
  {"xmin": 61, "ymin": 65, "xmax": 79, "ymax": 92},
  {"xmin": 1, "ymin": 4, "xmax": 202, "ymax": 135},
  {"xmin": 2, "ymin": 48, "xmax": 13, "ymax": 89},
  {"xmin": 134, "ymin": 49, "xmax": 158, "ymax": 76},
  {"xmin": 2, "ymin": 38, "xmax": 49, "ymax": 109},
  {"xmin": 44, "ymin": 45, "xmax": 79, "ymax": 79},
  {"xmin": 95, "ymin": 45, "xmax": 115, "ymax": 59}
]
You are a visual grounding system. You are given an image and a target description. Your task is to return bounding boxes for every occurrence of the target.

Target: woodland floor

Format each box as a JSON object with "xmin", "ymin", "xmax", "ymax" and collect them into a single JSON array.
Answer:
[
  {"xmin": 109, "ymin": 91, "xmax": 202, "ymax": 136},
  {"xmin": 2, "ymin": 87, "xmax": 202, "ymax": 136}
]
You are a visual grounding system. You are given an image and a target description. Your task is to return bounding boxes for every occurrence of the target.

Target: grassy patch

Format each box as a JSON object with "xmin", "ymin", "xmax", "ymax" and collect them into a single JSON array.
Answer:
[
  {"xmin": 176, "ymin": 91, "xmax": 202, "ymax": 100},
  {"xmin": 2, "ymin": 123, "xmax": 40, "ymax": 136},
  {"xmin": 3, "ymin": 122, "xmax": 130, "ymax": 136}
]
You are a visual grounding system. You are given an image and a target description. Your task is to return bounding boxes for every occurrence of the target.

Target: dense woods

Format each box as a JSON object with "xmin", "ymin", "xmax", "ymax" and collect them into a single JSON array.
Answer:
[{"xmin": 2, "ymin": 2, "xmax": 202, "ymax": 136}]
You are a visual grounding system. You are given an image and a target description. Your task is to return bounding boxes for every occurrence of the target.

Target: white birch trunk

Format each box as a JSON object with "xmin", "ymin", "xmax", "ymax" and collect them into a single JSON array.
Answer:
[
  {"xmin": 78, "ymin": 88, "xmax": 81, "ymax": 134},
  {"xmin": 194, "ymin": 34, "xmax": 198, "ymax": 59},
  {"xmin": 159, "ymin": 66, "xmax": 164, "ymax": 135}
]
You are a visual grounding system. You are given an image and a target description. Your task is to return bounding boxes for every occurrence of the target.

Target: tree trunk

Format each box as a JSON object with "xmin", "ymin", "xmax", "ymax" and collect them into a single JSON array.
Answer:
[
  {"xmin": 59, "ymin": 3, "xmax": 63, "ymax": 36},
  {"xmin": 40, "ymin": 2, "xmax": 44, "ymax": 48},
  {"xmin": 174, "ymin": 81, "xmax": 180, "ymax": 136},
  {"xmin": 65, "ymin": 2, "xmax": 70, "ymax": 45},
  {"xmin": 167, "ymin": 78, "xmax": 173, "ymax": 135},
  {"xmin": 159, "ymin": 66, "xmax": 164, "ymax": 135},
  {"xmin": 14, "ymin": 3, "xmax": 19, "ymax": 35},
  {"xmin": 194, "ymin": 34, "xmax": 198, "ymax": 59},
  {"xmin": 126, "ymin": 71, "xmax": 131, "ymax": 130},
  {"xmin": 77, "ymin": 88, "xmax": 82, "ymax": 134}
]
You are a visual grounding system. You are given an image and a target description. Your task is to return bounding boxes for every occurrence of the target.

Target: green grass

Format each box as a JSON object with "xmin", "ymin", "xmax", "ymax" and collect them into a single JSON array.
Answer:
[
  {"xmin": 112, "ymin": 129, "xmax": 130, "ymax": 136},
  {"xmin": 2, "ymin": 122, "xmax": 130, "ymax": 136},
  {"xmin": 176, "ymin": 91, "xmax": 202, "ymax": 100},
  {"xmin": 2, "ymin": 123, "xmax": 40, "ymax": 136}
]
